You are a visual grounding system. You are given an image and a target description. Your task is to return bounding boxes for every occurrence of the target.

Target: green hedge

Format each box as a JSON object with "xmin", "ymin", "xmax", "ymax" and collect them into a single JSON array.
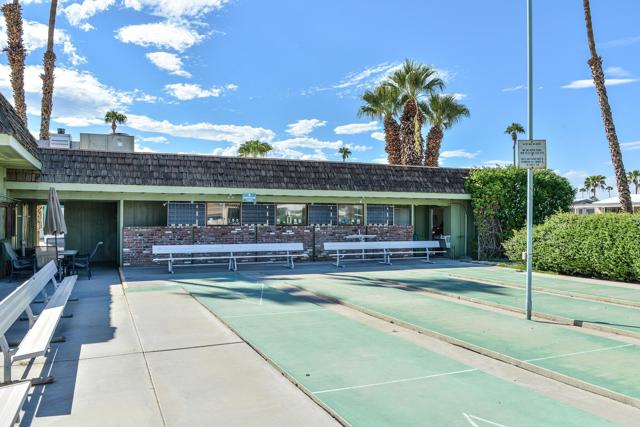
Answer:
[{"xmin": 504, "ymin": 212, "xmax": 640, "ymax": 281}]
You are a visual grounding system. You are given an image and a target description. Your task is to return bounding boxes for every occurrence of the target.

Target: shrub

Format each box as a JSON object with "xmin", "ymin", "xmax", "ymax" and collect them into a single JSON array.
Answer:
[
  {"xmin": 504, "ymin": 212, "xmax": 640, "ymax": 281},
  {"xmin": 465, "ymin": 167, "xmax": 574, "ymax": 258}
]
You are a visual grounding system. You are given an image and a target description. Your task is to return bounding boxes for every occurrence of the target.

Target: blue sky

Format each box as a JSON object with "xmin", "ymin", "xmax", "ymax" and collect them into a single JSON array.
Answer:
[{"xmin": 2, "ymin": 0, "xmax": 640, "ymax": 197}]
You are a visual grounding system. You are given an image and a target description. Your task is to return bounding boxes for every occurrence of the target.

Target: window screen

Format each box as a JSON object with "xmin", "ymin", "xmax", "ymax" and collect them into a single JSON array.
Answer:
[
  {"xmin": 276, "ymin": 204, "xmax": 307, "ymax": 225},
  {"xmin": 393, "ymin": 206, "xmax": 411, "ymax": 225},
  {"xmin": 242, "ymin": 203, "xmax": 275, "ymax": 225},
  {"xmin": 338, "ymin": 204, "xmax": 364, "ymax": 225},
  {"xmin": 308, "ymin": 204, "xmax": 338, "ymax": 225},
  {"xmin": 168, "ymin": 202, "xmax": 205, "ymax": 226},
  {"xmin": 206, "ymin": 203, "xmax": 241, "ymax": 225},
  {"xmin": 366, "ymin": 205, "xmax": 393, "ymax": 225}
]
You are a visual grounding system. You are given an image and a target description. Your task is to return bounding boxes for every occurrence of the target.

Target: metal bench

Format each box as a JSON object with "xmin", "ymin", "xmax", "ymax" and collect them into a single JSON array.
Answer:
[
  {"xmin": 1, "ymin": 261, "xmax": 78, "ymax": 386},
  {"xmin": 0, "ymin": 381, "xmax": 30, "ymax": 427},
  {"xmin": 152, "ymin": 243, "xmax": 306, "ymax": 273},
  {"xmin": 324, "ymin": 240, "xmax": 446, "ymax": 267}
]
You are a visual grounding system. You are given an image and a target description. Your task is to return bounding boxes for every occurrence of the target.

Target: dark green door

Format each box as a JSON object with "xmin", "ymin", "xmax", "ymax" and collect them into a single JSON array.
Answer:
[{"xmin": 64, "ymin": 201, "xmax": 118, "ymax": 264}]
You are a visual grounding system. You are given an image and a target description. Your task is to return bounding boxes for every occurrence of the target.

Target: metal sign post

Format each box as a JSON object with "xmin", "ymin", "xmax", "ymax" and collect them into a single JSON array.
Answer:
[{"xmin": 525, "ymin": 0, "xmax": 534, "ymax": 320}]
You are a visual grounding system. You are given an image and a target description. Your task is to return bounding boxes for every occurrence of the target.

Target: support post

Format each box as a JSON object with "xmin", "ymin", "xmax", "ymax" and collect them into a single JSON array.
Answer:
[{"xmin": 525, "ymin": 0, "xmax": 534, "ymax": 320}]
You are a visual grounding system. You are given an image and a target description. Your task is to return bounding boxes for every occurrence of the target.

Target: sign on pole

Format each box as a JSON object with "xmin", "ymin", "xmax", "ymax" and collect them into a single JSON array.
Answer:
[
  {"xmin": 518, "ymin": 140, "xmax": 546, "ymax": 169},
  {"xmin": 242, "ymin": 192, "xmax": 257, "ymax": 204}
]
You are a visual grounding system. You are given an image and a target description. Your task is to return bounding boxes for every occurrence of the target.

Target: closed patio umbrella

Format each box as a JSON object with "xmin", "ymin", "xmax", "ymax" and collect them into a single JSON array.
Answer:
[{"xmin": 44, "ymin": 187, "xmax": 67, "ymax": 272}]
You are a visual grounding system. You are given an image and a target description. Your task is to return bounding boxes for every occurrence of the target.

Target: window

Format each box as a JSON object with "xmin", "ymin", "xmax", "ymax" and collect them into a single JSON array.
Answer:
[
  {"xmin": 394, "ymin": 206, "xmax": 411, "ymax": 225},
  {"xmin": 276, "ymin": 204, "xmax": 307, "ymax": 225},
  {"xmin": 308, "ymin": 204, "xmax": 338, "ymax": 225},
  {"xmin": 206, "ymin": 203, "xmax": 241, "ymax": 225},
  {"xmin": 338, "ymin": 204, "xmax": 363, "ymax": 225},
  {"xmin": 168, "ymin": 202, "xmax": 205, "ymax": 226},
  {"xmin": 367, "ymin": 205, "xmax": 393, "ymax": 225},
  {"xmin": 242, "ymin": 203, "xmax": 275, "ymax": 225}
]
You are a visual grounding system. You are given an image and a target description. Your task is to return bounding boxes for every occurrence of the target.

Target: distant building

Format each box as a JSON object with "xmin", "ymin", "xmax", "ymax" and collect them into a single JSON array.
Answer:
[
  {"xmin": 570, "ymin": 198, "xmax": 595, "ymax": 214},
  {"xmin": 38, "ymin": 129, "xmax": 135, "ymax": 153},
  {"xmin": 591, "ymin": 194, "xmax": 640, "ymax": 213}
]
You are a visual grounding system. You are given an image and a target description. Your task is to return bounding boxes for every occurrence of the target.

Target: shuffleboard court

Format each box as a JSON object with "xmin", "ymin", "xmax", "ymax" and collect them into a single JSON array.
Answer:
[
  {"xmin": 173, "ymin": 274, "xmax": 611, "ymax": 427},
  {"xmin": 276, "ymin": 273, "xmax": 640, "ymax": 404}
]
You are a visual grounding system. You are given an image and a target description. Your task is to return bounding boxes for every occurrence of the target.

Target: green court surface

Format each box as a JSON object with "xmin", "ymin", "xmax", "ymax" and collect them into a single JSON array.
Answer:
[
  {"xmin": 173, "ymin": 274, "xmax": 611, "ymax": 427},
  {"xmin": 276, "ymin": 273, "xmax": 640, "ymax": 403},
  {"xmin": 350, "ymin": 270, "xmax": 640, "ymax": 337},
  {"xmin": 448, "ymin": 267, "xmax": 640, "ymax": 305}
]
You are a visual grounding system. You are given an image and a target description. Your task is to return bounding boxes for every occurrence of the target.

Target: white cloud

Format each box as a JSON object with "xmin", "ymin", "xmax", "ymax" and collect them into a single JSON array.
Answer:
[
  {"xmin": 211, "ymin": 145, "xmax": 240, "ymax": 157},
  {"xmin": 602, "ymin": 36, "xmax": 640, "ymax": 49},
  {"xmin": 116, "ymin": 22, "xmax": 205, "ymax": 51},
  {"xmin": 285, "ymin": 119, "xmax": 327, "ymax": 136},
  {"xmin": 272, "ymin": 137, "xmax": 343, "ymax": 152},
  {"xmin": 134, "ymin": 143, "xmax": 157, "ymax": 153},
  {"xmin": 450, "ymin": 92, "xmax": 467, "ymax": 101},
  {"xmin": 344, "ymin": 144, "xmax": 371, "ymax": 152},
  {"xmin": 440, "ymin": 150, "xmax": 479, "ymax": 159},
  {"xmin": 126, "ymin": 114, "xmax": 275, "ymax": 144},
  {"xmin": 140, "ymin": 135, "xmax": 169, "ymax": 144},
  {"xmin": 146, "ymin": 52, "xmax": 191, "ymax": 77},
  {"xmin": 371, "ymin": 132, "xmax": 385, "ymax": 141},
  {"xmin": 334, "ymin": 121, "xmax": 379, "ymax": 135},
  {"xmin": 372, "ymin": 157, "xmax": 389, "ymax": 165},
  {"xmin": 621, "ymin": 141, "xmax": 640, "ymax": 150},
  {"xmin": 0, "ymin": 20, "xmax": 86, "ymax": 66},
  {"xmin": 605, "ymin": 66, "xmax": 631, "ymax": 78},
  {"xmin": 482, "ymin": 159, "xmax": 512, "ymax": 167},
  {"xmin": 164, "ymin": 83, "xmax": 236, "ymax": 101},
  {"xmin": 502, "ymin": 85, "xmax": 525, "ymax": 92},
  {"xmin": 63, "ymin": 0, "xmax": 116, "ymax": 31},
  {"xmin": 123, "ymin": 0, "xmax": 227, "ymax": 19},
  {"xmin": 562, "ymin": 78, "xmax": 640, "ymax": 89},
  {"xmin": 561, "ymin": 170, "xmax": 589, "ymax": 179}
]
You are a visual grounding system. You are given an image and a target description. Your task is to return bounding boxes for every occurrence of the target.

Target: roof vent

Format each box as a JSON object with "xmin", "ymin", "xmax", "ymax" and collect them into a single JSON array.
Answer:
[{"xmin": 57, "ymin": 128, "xmax": 66, "ymax": 134}]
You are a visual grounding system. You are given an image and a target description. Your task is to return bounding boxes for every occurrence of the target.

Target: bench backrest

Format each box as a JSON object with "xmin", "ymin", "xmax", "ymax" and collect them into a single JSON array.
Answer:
[
  {"xmin": 324, "ymin": 240, "xmax": 442, "ymax": 251},
  {"xmin": 153, "ymin": 243, "xmax": 304, "ymax": 255},
  {"xmin": 0, "ymin": 261, "xmax": 58, "ymax": 336}
]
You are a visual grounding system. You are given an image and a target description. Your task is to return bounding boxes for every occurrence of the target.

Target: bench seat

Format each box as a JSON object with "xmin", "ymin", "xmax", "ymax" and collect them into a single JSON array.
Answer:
[
  {"xmin": 0, "ymin": 381, "xmax": 30, "ymax": 427},
  {"xmin": 324, "ymin": 240, "xmax": 445, "ymax": 267}
]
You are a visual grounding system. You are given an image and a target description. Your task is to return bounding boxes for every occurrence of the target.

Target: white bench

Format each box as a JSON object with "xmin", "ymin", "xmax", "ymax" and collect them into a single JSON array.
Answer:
[
  {"xmin": 1, "ymin": 261, "xmax": 77, "ymax": 386},
  {"xmin": 153, "ymin": 243, "xmax": 306, "ymax": 273},
  {"xmin": 0, "ymin": 381, "xmax": 30, "ymax": 427},
  {"xmin": 324, "ymin": 240, "xmax": 446, "ymax": 267}
]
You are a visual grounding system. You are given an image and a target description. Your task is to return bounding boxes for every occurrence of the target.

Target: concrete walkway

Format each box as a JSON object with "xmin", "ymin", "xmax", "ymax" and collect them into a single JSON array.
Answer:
[{"xmin": 3, "ymin": 268, "xmax": 338, "ymax": 426}]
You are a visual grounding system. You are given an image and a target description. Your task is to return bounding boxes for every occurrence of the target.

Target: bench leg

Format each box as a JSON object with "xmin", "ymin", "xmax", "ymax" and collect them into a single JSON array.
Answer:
[
  {"xmin": 422, "ymin": 250, "xmax": 433, "ymax": 264},
  {"xmin": 1, "ymin": 337, "xmax": 12, "ymax": 383},
  {"xmin": 31, "ymin": 376, "xmax": 54, "ymax": 386}
]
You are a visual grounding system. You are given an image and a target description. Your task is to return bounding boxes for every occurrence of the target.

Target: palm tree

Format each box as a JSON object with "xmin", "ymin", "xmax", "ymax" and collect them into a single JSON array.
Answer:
[
  {"xmin": 2, "ymin": 0, "xmax": 27, "ymax": 125},
  {"xmin": 583, "ymin": 175, "xmax": 606, "ymax": 200},
  {"xmin": 358, "ymin": 84, "xmax": 402, "ymax": 164},
  {"xmin": 605, "ymin": 185, "xmax": 613, "ymax": 197},
  {"xmin": 423, "ymin": 94, "xmax": 470, "ymax": 167},
  {"xmin": 504, "ymin": 123, "xmax": 525, "ymax": 167},
  {"xmin": 579, "ymin": 187, "xmax": 587, "ymax": 198},
  {"xmin": 338, "ymin": 146, "xmax": 351, "ymax": 162},
  {"xmin": 238, "ymin": 139, "xmax": 272, "ymax": 157},
  {"xmin": 388, "ymin": 60, "xmax": 445, "ymax": 165},
  {"xmin": 104, "ymin": 110, "xmax": 127, "ymax": 134},
  {"xmin": 39, "ymin": 0, "xmax": 58, "ymax": 141},
  {"xmin": 627, "ymin": 170, "xmax": 640, "ymax": 194},
  {"xmin": 582, "ymin": 0, "xmax": 633, "ymax": 212}
]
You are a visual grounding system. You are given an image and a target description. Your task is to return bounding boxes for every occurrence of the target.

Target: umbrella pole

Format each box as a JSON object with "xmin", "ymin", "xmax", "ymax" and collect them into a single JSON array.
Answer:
[{"xmin": 54, "ymin": 232, "xmax": 60, "ymax": 279}]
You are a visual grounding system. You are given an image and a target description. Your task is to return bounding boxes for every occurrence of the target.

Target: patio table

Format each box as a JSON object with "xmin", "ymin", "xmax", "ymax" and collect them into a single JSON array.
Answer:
[{"xmin": 58, "ymin": 249, "xmax": 78, "ymax": 276}]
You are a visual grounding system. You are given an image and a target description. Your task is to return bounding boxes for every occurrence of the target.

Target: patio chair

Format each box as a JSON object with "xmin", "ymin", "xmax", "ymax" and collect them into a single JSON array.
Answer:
[
  {"xmin": 2, "ymin": 240, "xmax": 36, "ymax": 280},
  {"xmin": 35, "ymin": 246, "xmax": 63, "ymax": 278},
  {"xmin": 73, "ymin": 241, "xmax": 103, "ymax": 279}
]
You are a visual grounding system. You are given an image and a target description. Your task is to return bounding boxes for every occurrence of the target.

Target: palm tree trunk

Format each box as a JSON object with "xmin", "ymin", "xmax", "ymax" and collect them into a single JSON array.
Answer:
[
  {"xmin": 413, "ymin": 104, "xmax": 424, "ymax": 164},
  {"xmin": 2, "ymin": 0, "xmax": 27, "ymax": 126},
  {"xmin": 39, "ymin": 0, "xmax": 57, "ymax": 141},
  {"xmin": 583, "ymin": 0, "xmax": 633, "ymax": 212},
  {"xmin": 425, "ymin": 125, "xmax": 443, "ymax": 167},
  {"xmin": 112, "ymin": 120, "xmax": 117, "ymax": 134},
  {"xmin": 512, "ymin": 134, "xmax": 517, "ymax": 167},
  {"xmin": 384, "ymin": 115, "xmax": 402, "ymax": 165},
  {"xmin": 400, "ymin": 99, "xmax": 421, "ymax": 165}
]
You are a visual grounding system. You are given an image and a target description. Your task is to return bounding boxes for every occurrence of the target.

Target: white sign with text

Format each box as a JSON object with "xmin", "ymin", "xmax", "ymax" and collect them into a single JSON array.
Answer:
[{"xmin": 518, "ymin": 140, "xmax": 547, "ymax": 169}]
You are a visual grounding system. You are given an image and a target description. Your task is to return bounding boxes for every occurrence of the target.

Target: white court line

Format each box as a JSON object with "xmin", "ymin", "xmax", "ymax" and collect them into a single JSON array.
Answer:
[
  {"xmin": 525, "ymin": 343, "xmax": 633, "ymax": 363},
  {"xmin": 463, "ymin": 413, "xmax": 508, "ymax": 427},
  {"xmin": 313, "ymin": 368, "xmax": 477, "ymax": 395},
  {"xmin": 224, "ymin": 308, "xmax": 326, "ymax": 319}
]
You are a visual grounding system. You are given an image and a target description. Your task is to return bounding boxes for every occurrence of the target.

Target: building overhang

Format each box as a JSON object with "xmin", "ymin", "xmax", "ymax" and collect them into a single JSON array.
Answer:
[{"xmin": 0, "ymin": 135, "xmax": 42, "ymax": 170}]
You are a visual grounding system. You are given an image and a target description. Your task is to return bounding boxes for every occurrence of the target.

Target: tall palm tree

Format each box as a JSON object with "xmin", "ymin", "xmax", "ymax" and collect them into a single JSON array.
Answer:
[
  {"xmin": 104, "ymin": 110, "xmax": 127, "ymax": 134},
  {"xmin": 423, "ymin": 95, "xmax": 470, "ymax": 167},
  {"xmin": 39, "ymin": 0, "xmax": 58, "ymax": 141},
  {"xmin": 338, "ymin": 146, "xmax": 351, "ymax": 162},
  {"xmin": 2, "ymin": 0, "xmax": 27, "ymax": 125},
  {"xmin": 627, "ymin": 170, "xmax": 640, "ymax": 194},
  {"xmin": 389, "ymin": 60, "xmax": 445, "ymax": 165},
  {"xmin": 358, "ymin": 84, "xmax": 402, "ymax": 164},
  {"xmin": 579, "ymin": 187, "xmax": 587, "ymax": 198},
  {"xmin": 238, "ymin": 140, "xmax": 272, "ymax": 157},
  {"xmin": 504, "ymin": 122, "xmax": 525, "ymax": 167},
  {"xmin": 582, "ymin": 0, "xmax": 633, "ymax": 212},
  {"xmin": 583, "ymin": 175, "xmax": 606, "ymax": 200},
  {"xmin": 605, "ymin": 185, "xmax": 613, "ymax": 197}
]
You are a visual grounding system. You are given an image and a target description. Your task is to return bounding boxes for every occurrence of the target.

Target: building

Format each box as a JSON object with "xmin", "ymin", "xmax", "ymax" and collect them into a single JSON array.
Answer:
[
  {"xmin": 0, "ymin": 93, "xmax": 474, "ymax": 267},
  {"xmin": 570, "ymin": 198, "xmax": 596, "ymax": 214},
  {"xmin": 591, "ymin": 195, "xmax": 640, "ymax": 213}
]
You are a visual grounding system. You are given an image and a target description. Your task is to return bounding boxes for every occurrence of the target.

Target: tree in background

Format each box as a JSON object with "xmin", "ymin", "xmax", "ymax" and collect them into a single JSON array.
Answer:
[
  {"xmin": 104, "ymin": 110, "xmax": 127, "ymax": 134},
  {"xmin": 583, "ymin": 174, "xmax": 606, "ymax": 200},
  {"xmin": 605, "ymin": 185, "xmax": 613, "ymax": 197},
  {"xmin": 388, "ymin": 60, "xmax": 444, "ymax": 165},
  {"xmin": 358, "ymin": 84, "xmax": 402, "ymax": 164},
  {"xmin": 2, "ymin": 0, "xmax": 27, "ymax": 125},
  {"xmin": 627, "ymin": 170, "xmax": 640, "ymax": 194},
  {"xmin": 579, "ymin": 187, "xmax": 587, "ymax": 198},
  {"xmin": 582, "ymin": 0, "xmax": 633, "ymax": 212},
  {"xmin": 238, "ymin": 139, "xmax": 272, "ymax": 157},
  {"xmin": 504, "ymin": 123, "xmax": 525, "ymax": 167},
  {"xmin": 423, "ymin": 94, "xmax": 470, "ymax": 167},
  {"xmin": 338, "ymin": 146, "xmax": 351, "ymax": 162},
  {"xmin": 39, "ymin": 0, "xmax": 58, "ymax": 141}
]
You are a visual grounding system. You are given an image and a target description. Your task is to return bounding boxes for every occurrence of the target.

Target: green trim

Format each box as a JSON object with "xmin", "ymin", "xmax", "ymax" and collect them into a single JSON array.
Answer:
[{"xmin": 0, "ymin": 135, "xmax": 42, "ymax": 170}]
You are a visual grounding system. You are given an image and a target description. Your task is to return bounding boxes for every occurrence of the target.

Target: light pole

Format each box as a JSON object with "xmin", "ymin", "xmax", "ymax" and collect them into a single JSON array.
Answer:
[{"xmin": 525, "ymin": 0, "xmax": 534, "ymax": 320}]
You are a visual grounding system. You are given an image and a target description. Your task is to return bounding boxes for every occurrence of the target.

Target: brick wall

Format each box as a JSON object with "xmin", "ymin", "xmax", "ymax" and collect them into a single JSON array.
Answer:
[{"xmin": 123, "ymin": 224, "xmax": 414, "ymax": 266}]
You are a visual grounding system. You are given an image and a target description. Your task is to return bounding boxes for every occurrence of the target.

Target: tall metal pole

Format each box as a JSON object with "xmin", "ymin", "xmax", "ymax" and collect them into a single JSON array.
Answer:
[{"xmin": 525, "ymin": 0, "xmax": 534, "ymax": 320}]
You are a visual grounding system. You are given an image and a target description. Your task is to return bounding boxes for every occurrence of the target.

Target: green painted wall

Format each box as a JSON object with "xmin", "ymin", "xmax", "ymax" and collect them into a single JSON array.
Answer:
[
  {"xmin": 64, "ymin": 201, "xmax": 118, "ymax": 263},
  {"xmin": 124, "ymin": 201, "xmax": 167, "ymax": 227}
]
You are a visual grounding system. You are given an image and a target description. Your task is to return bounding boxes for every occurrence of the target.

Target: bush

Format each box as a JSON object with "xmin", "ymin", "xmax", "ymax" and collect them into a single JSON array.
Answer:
[
  {"xmin": 465, "ymin": 167, "xmax": 574, "ymax": 258},
  {"xmin": 504, "ymin": 212, "xmax": 640, "ymax": 281}
]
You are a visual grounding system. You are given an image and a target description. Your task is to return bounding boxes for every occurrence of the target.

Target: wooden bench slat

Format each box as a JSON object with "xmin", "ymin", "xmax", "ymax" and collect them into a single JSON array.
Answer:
[{"xmin": 0, "ymin": 381, "xmax": 30, "ymax": 427}]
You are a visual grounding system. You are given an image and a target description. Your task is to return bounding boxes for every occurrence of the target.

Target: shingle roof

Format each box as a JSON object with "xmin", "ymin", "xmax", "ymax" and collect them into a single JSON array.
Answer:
[
  {"xmin": 0, "ymin": 92, "xmax": 40, "ymax": 159},
  {"xmin": 7, "ymin": 148, "xmax": 469, "ymax": 194}
]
